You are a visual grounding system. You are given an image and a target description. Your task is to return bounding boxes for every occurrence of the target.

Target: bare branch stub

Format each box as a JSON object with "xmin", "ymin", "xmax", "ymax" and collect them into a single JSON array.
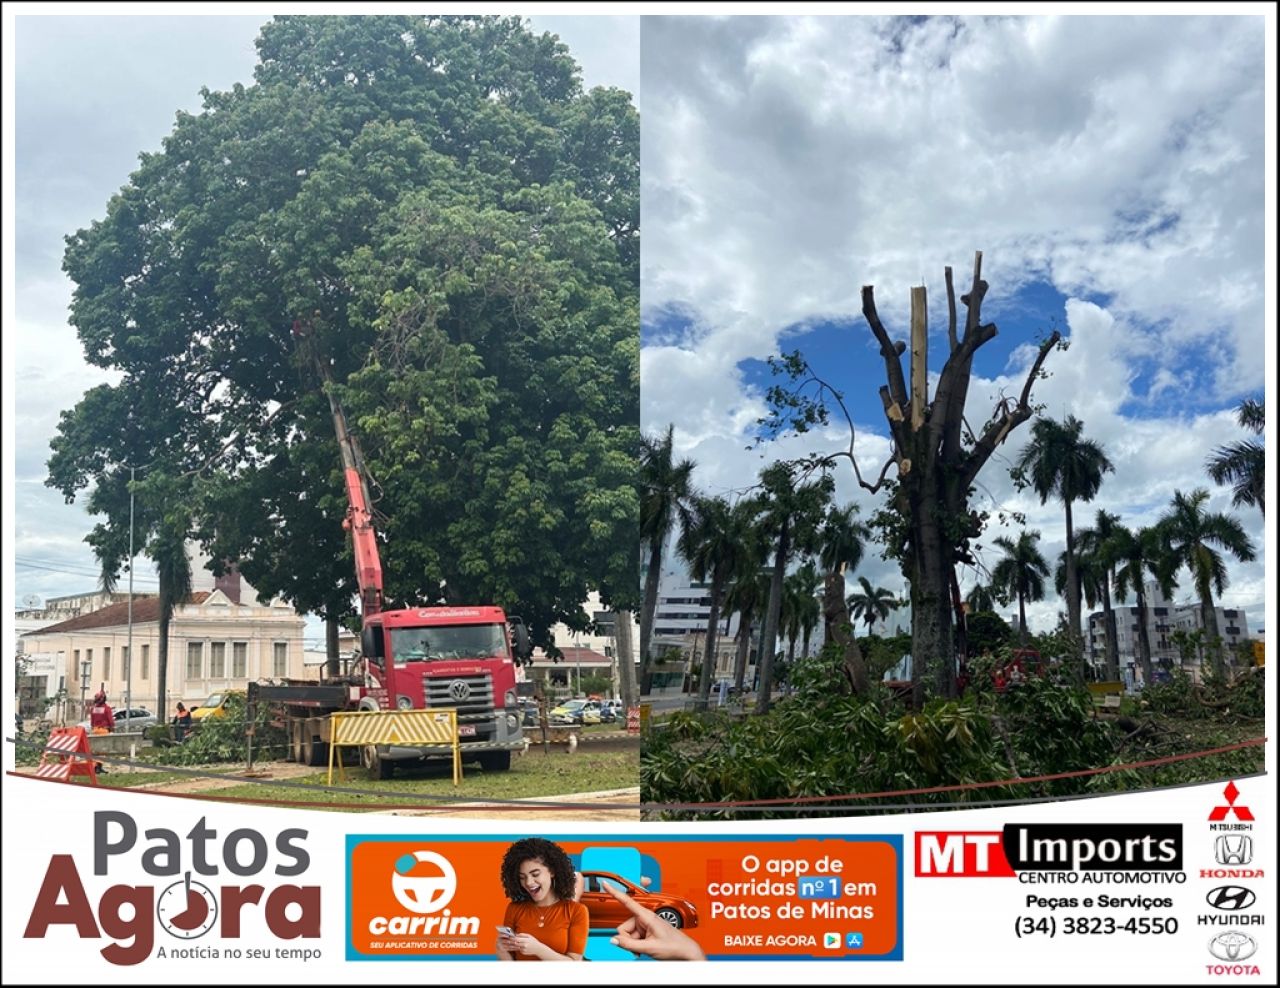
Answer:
[{"xmin": 945, "ymin": 265, "xmax": 958, "ymax": 353}]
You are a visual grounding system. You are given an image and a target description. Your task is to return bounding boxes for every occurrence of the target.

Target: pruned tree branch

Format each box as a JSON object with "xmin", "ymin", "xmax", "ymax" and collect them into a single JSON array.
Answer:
[
  {"xmin": 945, "ymin": 265, "xmax": 958, "ymax": 353},
  {"xmin": 862, "ymin": 285, "xmax": 909, "ymax": 410}
]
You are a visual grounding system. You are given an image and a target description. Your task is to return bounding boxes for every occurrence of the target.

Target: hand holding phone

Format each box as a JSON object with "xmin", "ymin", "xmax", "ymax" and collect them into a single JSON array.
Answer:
[{"xmin": 496, "ymin": 925, "xmax": 515, "ymax": 937}]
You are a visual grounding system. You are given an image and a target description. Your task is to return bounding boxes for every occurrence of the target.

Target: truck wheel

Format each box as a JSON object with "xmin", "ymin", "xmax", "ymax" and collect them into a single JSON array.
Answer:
[
  {"xmin": 302, "ymin": 735, "xmax": 328, "ymax": 767},
  {"xmin": 478, "ymin": 750, "xmax": 512, "ymax": 772},
  {"xmin": 362, "ymin": 745, "xmax": 394, "ymax": 780}
]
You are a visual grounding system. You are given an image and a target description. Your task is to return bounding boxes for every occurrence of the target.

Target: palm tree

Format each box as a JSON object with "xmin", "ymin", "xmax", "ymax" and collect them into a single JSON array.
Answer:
[
  {"xmin": 1158, "ymin": 488, "xmax": 1257, "ymax": 679},
  {"xmin": 1015, "ymin": 415, "xmax": 1114, "ymax": 659},
  {"xmin": 781, "ymin": 561, "xmax": 822, "ymax": 665},
  {"xmin": 1207, "ymin": 397, "xmax": 1265, "ymax": 515},
  {"xmin": 751, "ymin": 463, "xmax": 833, "ymax": 715},
  {"xmin": 965, "ymin": 582, "xmax": 999, "ymax": 614},
  {"xmin": 151, "ymin": 515, "xmax": 193, "ymax": 724},
  {"xmin": 1076, "ymin": 510, "xmax": 1125, "ymax": 680},
  {"xmin": 846, "ymin": 577, "xmax": 901, "ymax": 635},
  {"xmin": 678, "ymin": 495, "xmax": 750, "ymax": 711},
  {"xmin": 1113, "ymin": 525, "xmax": 1177, "ymax": 687},
  {"xmin": 991, "ymin": 531, "xmax": 1049, "ymax": 639},
  {"xmin": 816, "ymin": 501, "xmax": 870, "ymax": 694},
  {"xmin": 639, "ymin": 425, "xmax": 696, "ymax": 691}
]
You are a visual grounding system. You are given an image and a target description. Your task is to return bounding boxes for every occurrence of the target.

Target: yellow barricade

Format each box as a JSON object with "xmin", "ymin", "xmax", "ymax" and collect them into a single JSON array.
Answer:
[{"xmin": 327, "ymin": 709, "xmax": 461, "ymax": 786}]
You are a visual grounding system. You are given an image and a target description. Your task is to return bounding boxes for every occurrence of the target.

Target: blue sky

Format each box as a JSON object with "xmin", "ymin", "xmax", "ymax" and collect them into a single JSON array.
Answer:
[{"xmin": 640, "ymin": 13, "xmax": 1271, "ymax": 636}]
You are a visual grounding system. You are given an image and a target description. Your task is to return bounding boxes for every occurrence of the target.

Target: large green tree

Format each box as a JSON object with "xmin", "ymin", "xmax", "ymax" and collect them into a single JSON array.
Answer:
[
  {"xmin": 1158, "ymin": 488, "xmax": 1257, "ymax": 679},
  {"xmin": 50, "ymin": 16, "xmax": 639, "ymax": 650},
  {"xmin": 1015, "ymin": 415, "xmax": 1113, "ymax": 664}
]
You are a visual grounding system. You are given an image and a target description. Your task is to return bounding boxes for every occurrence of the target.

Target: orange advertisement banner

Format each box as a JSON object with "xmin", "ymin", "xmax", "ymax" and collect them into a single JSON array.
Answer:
[{"xmin": 347, "ymin": 834, "xmax": 902, "ymax": 961}]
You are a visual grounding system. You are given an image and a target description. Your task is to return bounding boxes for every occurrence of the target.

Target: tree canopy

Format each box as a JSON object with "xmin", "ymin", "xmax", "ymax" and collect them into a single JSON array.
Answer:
[{"xmin": 47, "ymin": 15, "xmax": 639, "ymax": 647}]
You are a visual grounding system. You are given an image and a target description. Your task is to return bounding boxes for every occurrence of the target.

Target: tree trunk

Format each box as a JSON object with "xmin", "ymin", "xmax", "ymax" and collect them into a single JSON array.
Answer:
[
  {"xmin": 756, "ymin": 522, "xmax": 790, "ymax": 715},
  {"xmin": 695, "ymin": 576, "xmax": 722, "ymax": 711},
  {"xmin": 911, "ymin": 491, "xmax": 955, "ymax": 702},
  {"xmin": 1101, "ymin": 576, "xmax": 1119, "ymax": 681},
  {"xmin": 1064, "ymin": 500, "xmax": 1083, "ymax": 682},
  {"xmin": 325, "ymin": 612, "xmax": 340, "ymax": 679},
  {"xmin": 1134, "ymin": 589, "xmax": 1154, "ymax": 687},
  {"xmin": 732, "ymin": 620, "xmax": 751, "ymax": 694},
  {"xmin": 1199, "ymin": 580, "xmax": 1224, "ymax": 680},
  {"xmin": 1018, "ymin": 589, "xmax": 1027, "ymax": 640},
  {"xmin": 638, "ymin": 539, "xmax": 663, "ymax": 694},
  {"xmin": 157, "ymin": 607, "xmax": 170, "ymax": 722},
  {"xmin": 824, "ymin": 570, "xmax": 868, "ymax": 695},
  {"xmin": 615, "ymin": 610, "xmax": 638, "ymax": 712}
]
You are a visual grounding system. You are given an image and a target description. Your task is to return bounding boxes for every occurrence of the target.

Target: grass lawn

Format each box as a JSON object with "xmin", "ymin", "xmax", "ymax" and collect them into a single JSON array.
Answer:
[{"xmin": 205, "ymin": 749, "xmax": 639, "ymax": 807}]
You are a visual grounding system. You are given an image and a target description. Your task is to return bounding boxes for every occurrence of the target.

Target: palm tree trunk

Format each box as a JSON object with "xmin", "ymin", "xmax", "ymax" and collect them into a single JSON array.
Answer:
[
  {"xmin": 1064, "ymin": 501, "xmax": 1083, "ymax": 682},
  {"xmin": 732, "ymin": 620, "xmax": 751, "ymax": 694},
  {"xmin": 1018, "ymin": 589, "xmax": 1027, "ymax": 640},
  {"xmin": 157, "ymin": 607, "xmax": 170, "ymax": 723},
  {"xmin": 639, "ymin": 539, "xmax": 663, "ymax": 693},
  {"xmin": 824, "ymin": 571, "xmax": 868, "ymax": 695},
  {"xmin": 696, "ymin": 576, "xmax": 722, "ymax": 711},
  {"xmin": 1101, "ymin": 577, "xmax": 1119, "ymax": 681},
  {"xmin": 757, "ymin": 522, "xmax": 790, "ymax": 715},
  {"xmin": 1198, "ymin": 579, "xmax": 1224, "ymax": 680},
  {"xmin": 1134, "ymin": 589, "xmax": 1154, "ymax": 687}
]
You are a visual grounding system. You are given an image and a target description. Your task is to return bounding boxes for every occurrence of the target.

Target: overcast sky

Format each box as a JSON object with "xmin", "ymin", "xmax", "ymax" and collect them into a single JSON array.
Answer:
[
  {"xmin": 4, "ymin": 12, "xmax": 638, "ymax": 623},
  {"xmin": 640, "ymin": 13, "xmax": 1273, "ymax": 639}
]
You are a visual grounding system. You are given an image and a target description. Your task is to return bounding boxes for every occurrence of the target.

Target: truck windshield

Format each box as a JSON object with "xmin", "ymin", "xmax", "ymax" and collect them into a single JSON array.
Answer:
[{"xmin": 389, "ymin": 624, "xmax": 507, "ymax": 665}]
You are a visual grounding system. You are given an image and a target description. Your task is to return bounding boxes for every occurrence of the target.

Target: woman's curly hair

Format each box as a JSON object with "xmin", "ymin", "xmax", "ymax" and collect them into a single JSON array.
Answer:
[{"xmin": 500, "ymin": 837, "xmax": 577, "ymax": 902}]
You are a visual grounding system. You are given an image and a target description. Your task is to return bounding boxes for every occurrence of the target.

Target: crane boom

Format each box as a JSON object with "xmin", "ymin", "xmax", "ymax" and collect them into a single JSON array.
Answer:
[{"xmin": 325, "ymin": 385, "xmax": 384, "ymax": 616}]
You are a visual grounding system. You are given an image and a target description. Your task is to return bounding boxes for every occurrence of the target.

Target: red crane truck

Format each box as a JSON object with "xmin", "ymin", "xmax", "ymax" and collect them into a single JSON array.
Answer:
[{"xmin": 249, "ymin": 331, "xmax": 532, "ymax": 777}]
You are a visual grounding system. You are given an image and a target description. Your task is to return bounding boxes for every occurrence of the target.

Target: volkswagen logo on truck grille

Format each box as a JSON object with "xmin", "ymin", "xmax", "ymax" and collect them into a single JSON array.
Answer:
[
  {"xmin": 1206, "ymin": 886, "xmax": 1256, "ymax": 911},
  {"xmin": 448, "ymin": 680, "xmax": 472, "ymax": 702}
]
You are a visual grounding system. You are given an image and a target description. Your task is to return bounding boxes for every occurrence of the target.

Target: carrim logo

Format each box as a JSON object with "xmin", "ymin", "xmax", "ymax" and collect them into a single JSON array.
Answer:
[
  {"xmin": 1206, "ymin": 886, "xmax": 1257, "ymax": 912},
  {"xmin": 1208, "ymin": 931, "xmax": 1258, "ymax": 962},
  {"xmin": 391, "ymin": 850, "xmax": 457, "ymax": 914}
]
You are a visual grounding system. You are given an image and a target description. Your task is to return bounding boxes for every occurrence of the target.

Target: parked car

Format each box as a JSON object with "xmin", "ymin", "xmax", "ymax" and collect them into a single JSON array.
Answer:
[
  {"xmin": 595, "ymin": 701, "xmax": 617, "ymax": 724},
  {"xmin": 190, "ymin": 689, "xmax": 244, "ymax": 721},
  {"xmin": 577, "ymin": 871, "xmax": 699, "ymax": 929},
  {"xmin": 549, "ymin": 699, "xmax": 600, "ymax": 726},
  {"xmin": 79, "ymin": 707, "xmax": 157, "ymax": 733}
]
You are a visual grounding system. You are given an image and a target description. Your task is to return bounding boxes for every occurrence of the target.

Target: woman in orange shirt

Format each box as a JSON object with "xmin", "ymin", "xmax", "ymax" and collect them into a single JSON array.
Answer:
[{"xmin": 495, "ymin": 838, "xmax": 587, "ymax": 961}]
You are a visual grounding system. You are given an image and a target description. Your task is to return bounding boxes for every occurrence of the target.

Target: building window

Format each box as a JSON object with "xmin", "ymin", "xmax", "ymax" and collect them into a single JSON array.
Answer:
[
  {"xmin": 104, "ymin": 647, "xmax": 111, "ymax": 682},
  {"xmin": 1225, "ymin": 626, "xmax": 1240, "ymax": 637},
  {"xmin": 1224, "ymin": 609, "xmax": 1238, "ymax": 619},
  {"xmin": 232, "ymin": 642, "xmax": 247, "ymax": 678},
  {"xmin": 1154, "ymin": 607, "xmax": 1168, "ymax": 616},
  {"xmin": 210, "ymin": 642, "xmax": 226, "ymax": 678},
  {"xmin": 141, "ymin": 644, "xmax": 150, "ymax": 681},
  {"xmin": 186, "ymin": 642, "xmax": 204, "ymax": 680},
  {"xmin": 273, "ymin": 642, "xmax": 288, "ymax": 678},
  {"xmin": 86, "ymin": 649, "xmax": 93, "ymax": 680}
]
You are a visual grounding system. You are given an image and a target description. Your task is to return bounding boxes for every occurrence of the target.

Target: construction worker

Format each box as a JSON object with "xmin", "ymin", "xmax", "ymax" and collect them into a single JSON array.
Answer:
[
  {"xmin": 89, "ymin": 690, "xmax": 115, "ymax": 734},
  {"xmin": 172, "ymin": 702, "xmax": 192, "ymax": 742}
]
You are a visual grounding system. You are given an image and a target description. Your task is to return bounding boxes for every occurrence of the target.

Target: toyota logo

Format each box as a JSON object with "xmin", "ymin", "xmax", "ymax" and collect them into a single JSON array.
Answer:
[
  {"xmin": 1208, "ymin": 931, "xmax": 1257, "ymax": 962},
  {"xmin": 1206, "ymin": 886, "xmax": 1256, "ymax": 911},
  {"xmin": 448, "ymin": 680, "xmax": 471, "ymax": 702}
]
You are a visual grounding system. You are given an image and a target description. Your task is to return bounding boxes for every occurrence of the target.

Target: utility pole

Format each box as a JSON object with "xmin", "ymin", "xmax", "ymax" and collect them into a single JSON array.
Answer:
[{"xmin": 126, "ymin": 465, "xmax": 135, "ymax": 722}]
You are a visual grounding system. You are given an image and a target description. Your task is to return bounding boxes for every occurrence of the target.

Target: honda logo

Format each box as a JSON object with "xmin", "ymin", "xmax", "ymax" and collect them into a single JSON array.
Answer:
[
  {"xmin": 1214, "ymin": 835, "xmax": 1253, "ymax": 865},
  {"xmin": 1206, "ymin": 886, "xmax": 1256, "ymax": 911},
  {"xmin": 448, "ymin": 680, "xmax": 471, "ymax": 702}
]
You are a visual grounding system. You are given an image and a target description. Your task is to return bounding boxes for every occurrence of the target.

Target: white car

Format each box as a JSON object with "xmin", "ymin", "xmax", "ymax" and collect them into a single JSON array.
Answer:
[{"xmin": 78, "ymin": 707, "xmax": 158, "ymax": 733}]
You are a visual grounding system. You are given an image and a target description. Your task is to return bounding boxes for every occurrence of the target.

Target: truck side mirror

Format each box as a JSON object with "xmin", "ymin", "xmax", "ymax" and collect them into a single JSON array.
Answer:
[
  {"xmin": 361, "ymin": 624, "xmax": 385, "ymax": 664},
  {"xmin": 509, "ymin": 618, "xmax": 532, "ymax": 662}
]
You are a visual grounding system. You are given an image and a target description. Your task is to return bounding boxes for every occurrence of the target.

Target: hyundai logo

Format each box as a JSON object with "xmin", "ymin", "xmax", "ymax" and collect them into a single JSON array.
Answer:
[
  {"xmin": 448, "ymin": 680, "xmax": 471, "ymax": 702},
  {"xmin": 1206, "ymin": 886, "xmax": 1256, "ymax": 911},
  {"xmin": 1208, "ymin": 931, "xmax": 1257, "ymax": 962}
]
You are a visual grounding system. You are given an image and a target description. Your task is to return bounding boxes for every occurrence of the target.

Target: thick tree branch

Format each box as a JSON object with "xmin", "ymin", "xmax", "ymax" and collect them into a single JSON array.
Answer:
[
  {"xmin": 945, "ymin": 265, "xmax": 958, "ymax": 353},
  {"xmin": 959, "ymin": 330, "xmax": 1061, "ymax": 491},
  {"xmin": 862, "ymin": 285, "xmax": 909, "ymax": 410}
]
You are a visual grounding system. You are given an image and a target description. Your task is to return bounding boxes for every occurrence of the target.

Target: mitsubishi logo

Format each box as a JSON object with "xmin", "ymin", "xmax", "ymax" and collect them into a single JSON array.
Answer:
[
  {"xmin": 1206, "ymin": 886, "xmax": 1256, "ymax": 911},
  {"xmin": 448, "ymin": 680, "xmax": 471, "ymax": 702},
  {"xmin": 1209, "ymin": 781, "xmax": 1254, "ymax": 822}
]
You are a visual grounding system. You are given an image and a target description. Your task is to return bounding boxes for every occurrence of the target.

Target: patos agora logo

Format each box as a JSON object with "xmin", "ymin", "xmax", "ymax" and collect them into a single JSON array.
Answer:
[{"xmin": 368, "ymin": 849, "xmax": 479, "ymax": 937}]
